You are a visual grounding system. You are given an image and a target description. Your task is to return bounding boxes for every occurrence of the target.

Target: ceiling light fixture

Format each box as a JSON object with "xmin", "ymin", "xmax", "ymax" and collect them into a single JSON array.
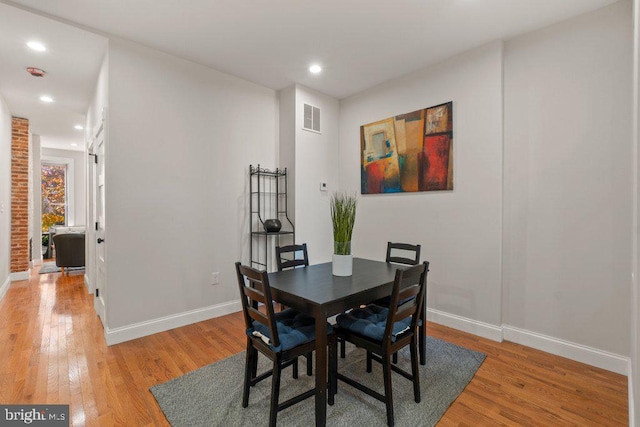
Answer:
[
  {"xmin": 70, "ymin": 143, "xmax": 79, "ymax": 147},
  {"xmin": 74, "ymin": 125, "xmax": 83, "ymax": 130},
  {"xmin": 309, "ymin": 64, "xmax": 322, "ymax": 74},
  {"xmin": 27, "ymin": 41, "xmax": 46, "ymax": 52},
  {"xmin": 39, "ymin": 95, "xmax": 54, "ymax": 103}
]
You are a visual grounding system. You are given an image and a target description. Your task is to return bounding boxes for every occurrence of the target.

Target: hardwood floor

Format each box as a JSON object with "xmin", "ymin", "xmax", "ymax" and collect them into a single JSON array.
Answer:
[{"xmin": 0, "ymin": 267, "xmax": 628, "ymax": 426}]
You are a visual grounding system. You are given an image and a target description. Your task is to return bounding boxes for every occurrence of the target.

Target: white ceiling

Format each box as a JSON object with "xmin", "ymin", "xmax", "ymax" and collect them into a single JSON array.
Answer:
[
  {"xmin": 0, "ymin": 0, "xmax": 619, "ymax": 150},
  {"xmin": 0, "ymin": 2, "xmax": 107, "ymax": 151}
]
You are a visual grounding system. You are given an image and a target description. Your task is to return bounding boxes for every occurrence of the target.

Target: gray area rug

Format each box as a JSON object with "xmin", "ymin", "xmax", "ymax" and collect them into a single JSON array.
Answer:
[
  {"xmin": 150, "ymin": 336, "xmax": 485, "ymax": 426},
  {"xmin": 39, "ymin": 262, "xmax": 84, "ymax": 274}
]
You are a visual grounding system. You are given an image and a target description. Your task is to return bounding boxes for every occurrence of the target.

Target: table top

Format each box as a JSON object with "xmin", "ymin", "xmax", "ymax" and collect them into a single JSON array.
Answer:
[{"xmin": 268, "ymin": 258, "xmax": 403, "ymax": 316}]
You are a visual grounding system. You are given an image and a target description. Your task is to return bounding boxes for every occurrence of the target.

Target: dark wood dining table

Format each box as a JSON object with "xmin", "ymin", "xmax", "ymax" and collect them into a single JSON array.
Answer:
[{"xmin": 267, "ymin": 257, "xmax": 426, "ymax": 427}]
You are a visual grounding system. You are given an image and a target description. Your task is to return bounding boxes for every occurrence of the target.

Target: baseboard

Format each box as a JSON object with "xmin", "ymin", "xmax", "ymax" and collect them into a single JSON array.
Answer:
[
  {"xmin": 105, "ymin": 300, "xmax": 243, "ymax": 346},
  {"xmin": 0, "ymin": 275, "xmax": 10, "ymax": 302},
  {"xmin": 503, "ymin": 325, "xmax": 629, "ymax": 376},
  {"xmin": 10, "ymin": 270, "xmax": 30, "ymax": 282},
  {"xmin": 427, "ymin": 307, "xmax": 503, "ymax": 342},
  {"xmin": 84, "ymin": 274, "xmax": 91, "ymax": 293}
]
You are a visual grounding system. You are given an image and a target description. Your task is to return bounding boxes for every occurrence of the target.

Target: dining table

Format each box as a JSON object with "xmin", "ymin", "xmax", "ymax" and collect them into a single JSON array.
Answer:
[{"xmin": 267, "ymin": 257, "xmax": 426, "ymax": 427}]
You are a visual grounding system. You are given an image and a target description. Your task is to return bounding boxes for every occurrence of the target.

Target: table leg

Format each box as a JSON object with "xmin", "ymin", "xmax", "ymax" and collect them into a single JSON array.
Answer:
[{"xmin": 315, "ymin": 314, "xmax": 327, "ymax": 426}]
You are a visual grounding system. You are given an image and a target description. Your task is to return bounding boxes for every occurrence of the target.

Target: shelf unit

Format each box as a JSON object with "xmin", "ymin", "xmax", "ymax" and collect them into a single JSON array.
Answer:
[{"xmin": 249, "ymin": 164, "xmax": 295, "ymax": 271}]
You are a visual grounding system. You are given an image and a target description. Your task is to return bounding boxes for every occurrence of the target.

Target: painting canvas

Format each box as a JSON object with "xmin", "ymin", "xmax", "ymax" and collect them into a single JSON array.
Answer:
[{"xmin": 361, "ymin": 101, "xmax": 453, "ymax": 194}]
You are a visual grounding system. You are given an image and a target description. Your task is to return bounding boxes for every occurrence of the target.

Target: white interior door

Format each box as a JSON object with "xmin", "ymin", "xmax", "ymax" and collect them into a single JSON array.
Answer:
[{"xmin": 93, "ymin": 110, "xmax": 107, "ymax": 325}]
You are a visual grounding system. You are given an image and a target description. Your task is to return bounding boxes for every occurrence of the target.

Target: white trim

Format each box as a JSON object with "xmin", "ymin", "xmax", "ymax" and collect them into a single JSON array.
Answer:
[
  {"xmin": 41, "ymin": 155, "xmax": 75, "ymax": 226},
  {"xmin": 0, "ymin": 276, "xmax": 10, "ymax": 302},
  {"xmin": 84, "ymin": 274, "xmax": 91, "ymax": 293},
  {"xmin": 503, "ymin": 325, "xmax": 629, "ymax": 376},
  {"xmin": 10, "ymin": 270, "xmax": 30, "ymax": 281},
  {"xmin": 104, "ymin": 300, "xmax": 243, "ymax": 346},
  {"xmin": 31, "ymin": 259, "xmax": 42, "ymax": 267},
  {"xmin": 427, "ymin": 308, "xmax": 504, "ymax": 342}
]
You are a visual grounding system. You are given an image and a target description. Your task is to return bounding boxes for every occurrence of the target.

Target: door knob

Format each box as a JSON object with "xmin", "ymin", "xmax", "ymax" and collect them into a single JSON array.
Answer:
[{"xmin": 97, "ymin": 238, "xmax": 104, "ymax": 244}]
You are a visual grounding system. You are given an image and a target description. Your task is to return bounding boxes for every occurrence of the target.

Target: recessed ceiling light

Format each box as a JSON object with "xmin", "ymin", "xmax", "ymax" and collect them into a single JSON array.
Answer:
[
  {"xmin": 70, "ymin": 143, "xmax": 79, "ymax": 147},
  {"xmin": 309, "ymin": 64, "xmax": 322, "ymax": 74},
  {"xmin": 74, "ymin": 125, "xmax": 83, "ymax": 130},
  {"xmin": 39, "ymin": 95, "xmax": 54, "ymax": 103},
  {"xmin": 27, "ymin": 41, "xmax": 46, "ymax": 52}
]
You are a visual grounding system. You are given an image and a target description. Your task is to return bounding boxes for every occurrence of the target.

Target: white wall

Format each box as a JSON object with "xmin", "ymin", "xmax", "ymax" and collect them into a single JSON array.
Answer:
[
  {"xmin": 31, "ymin": 134, "xmax": 41, "ymax": 265},
  {"xmin": 294, "ymin": 85, "xmax": 340, "ymax": 264},
  {"xmin": 41, "ymin": 147, "xmax": 86, "ymax": 227},
  {"xmin": 278, "ymin": 86, "xmax": 296, "ymax": 224},
  {"xmin": 85, "ymin": 50, "xmax": 109, "ymax": 294},
  {"xmin": 339, "ymin": 42, "xmax": 505, "ymax": 328},
  {"xmin": 105, "ymin": 38, "xmax": 278, "ymax": 330},
  {"xmin": 503, "ymin": 0, "xmax": 632, "ymax": 356},
  {"xmin": 0, "ymin": 94, "xmax": 11, "ymax": 295},
  {"xmin": 632, "ymin": 0, "xmax": 639, "ymax": 423}
]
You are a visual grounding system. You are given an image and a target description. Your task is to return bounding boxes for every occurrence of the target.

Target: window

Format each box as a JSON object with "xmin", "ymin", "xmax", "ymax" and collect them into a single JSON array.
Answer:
[{"xmin": 41, "ymin": 157, "xmax": 75, "ymax": 232}]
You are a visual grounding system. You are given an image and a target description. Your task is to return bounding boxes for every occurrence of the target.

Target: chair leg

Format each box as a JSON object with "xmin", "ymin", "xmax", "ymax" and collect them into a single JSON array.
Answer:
[
  {"xmin": 410, "ymin": 338, "xmax": 421, "ymax": 403},
  {"xmin": 269, "ymin": 357, "xmax": 282, "ymax": 427},
  {"xmin": 366, "ymin": 350, "xmax": 372, "ymax": 373},
  {"xmin": 306, "ymin": 352, "xmax": 313, "ymax": 376},
  {"xmin": 251, "ymin": 346, "xmax": 258, "ymax": 380},
  {"xmin": 340, "ymin": 338, "xmax": 346, "ymax": 358},
  {"xmin": 381, "ymin": 354, "xmax": 394, "ymax": 427},
  {"xmin": 329, "ymin": 335, "xmax": 337, "ymax": 405},
  {"xmin": 293, "ymin": 357, "xmax": 299, "ymax": 379},
  {"xmin": 242, "ymin": 340, "xmax": 255, "ymax": 407},
  {"xmin": 419, "ymin": 323, "xmax": 426, "ymax": 365},
  {"xmin": 392, "ymin": 352, "xmax": 398, "ymax": 364}
]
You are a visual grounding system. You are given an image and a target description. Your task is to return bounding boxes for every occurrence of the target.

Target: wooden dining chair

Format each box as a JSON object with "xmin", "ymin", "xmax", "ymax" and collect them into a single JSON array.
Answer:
[
  {"xmin": 235, "ymin": 262, "xmax": 334, "ymax": 427},
  {"xmin": 274, "ymin": 243, "xmax": 315, "ymax": 374},
  {"xmin": 329, "ymin": 262, "xmax": 429, "ymax": 427},
  {"xmin": 275, "ymin": 243, "xmax": 309, "ymax": 271},
  {"xmin": 374, "ymin": 242, "xmax": 424, "ymax": 364}
]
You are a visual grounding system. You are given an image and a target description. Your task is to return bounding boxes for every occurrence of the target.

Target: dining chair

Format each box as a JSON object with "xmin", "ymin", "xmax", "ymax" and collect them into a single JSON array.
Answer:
[
  {"xmin": 276, "ymin": 243, "xmax": 350, "ymax": 362},
  {"xmin": 329, "ymin": 262, "xmax": 429, "ymax": 427},
  {"xmin": 235, "ymin": 262, "xmax": 334, "ymax": 427},
  {"xmin": 374, "ymin": 242, "xmax": 423, "ymax": 363},
  {"xmin": 275, "ymin": 243, "xmax": 309, "ymax": 271}
]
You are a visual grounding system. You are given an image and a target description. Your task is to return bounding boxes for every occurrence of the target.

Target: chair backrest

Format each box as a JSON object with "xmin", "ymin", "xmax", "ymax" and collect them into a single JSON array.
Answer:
[
  {"xmin": 386, "ymin": 242, "xmax": 421, "ymax": 266},
  {"xmin": 275, "ymin": 243, "xmax": 309, "ymax": 272},
  {"xmin": 383, "ymin": 261, "xmax": 429, "ymax": 346},
  {"xmin": 235, "ymin": 262, "xmax": 281, "ymax": 348},
  {"xmin": 52, "ymin": 233, "xmax": 86, "ymax": 267}
]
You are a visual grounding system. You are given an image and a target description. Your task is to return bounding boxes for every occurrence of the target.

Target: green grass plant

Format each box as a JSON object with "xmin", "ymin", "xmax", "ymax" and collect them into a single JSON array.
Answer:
[{"xmin": 330, "ymin": 192, "xmax": 358, "ymax": 255}]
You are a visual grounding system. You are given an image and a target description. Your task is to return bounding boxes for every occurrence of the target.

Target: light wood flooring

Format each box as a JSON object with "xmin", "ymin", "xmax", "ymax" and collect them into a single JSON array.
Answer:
[{"xmin": 0, "ymin": 267, "xmax": 628, "ymax": 426}]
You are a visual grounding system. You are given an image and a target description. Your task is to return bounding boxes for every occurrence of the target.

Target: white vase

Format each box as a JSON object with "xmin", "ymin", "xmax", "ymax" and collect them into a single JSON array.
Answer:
[{"xmin": 332, "ymin": 254, "xmax": 353, "ymax": 276}]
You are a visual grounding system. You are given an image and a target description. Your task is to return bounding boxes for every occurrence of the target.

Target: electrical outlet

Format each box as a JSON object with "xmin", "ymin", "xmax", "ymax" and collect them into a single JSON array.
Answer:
[
  {"xmin": 211, "ymin": 272, "xmax": 220, "ymax": 285},
  {"xmin": 320, "ymin": 182, "xmax": 328, "ymax": 191}
]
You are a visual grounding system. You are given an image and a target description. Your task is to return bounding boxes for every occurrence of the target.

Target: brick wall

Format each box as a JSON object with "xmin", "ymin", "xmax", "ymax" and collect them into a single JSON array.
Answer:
[{"xmin": 11, "ymin": 117, "xmax": 29, "ymax": 273}]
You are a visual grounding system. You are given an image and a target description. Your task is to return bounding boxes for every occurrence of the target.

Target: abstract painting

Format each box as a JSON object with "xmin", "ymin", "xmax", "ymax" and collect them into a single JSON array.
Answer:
[{"xmin": 361, "ymin": 101, "xmax": 453, "ymax": 194}]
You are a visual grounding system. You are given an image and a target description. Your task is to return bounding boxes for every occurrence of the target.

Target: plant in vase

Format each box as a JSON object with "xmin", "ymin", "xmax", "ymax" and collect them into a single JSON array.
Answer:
[{"xmin": 330, "ymin": 191, "xmax": 358, "ymax": 276}]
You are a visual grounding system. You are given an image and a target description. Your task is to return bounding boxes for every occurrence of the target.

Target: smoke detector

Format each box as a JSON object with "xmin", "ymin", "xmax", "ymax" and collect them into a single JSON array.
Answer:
[{"xmin": 26, "ymin": 67, "xmax": 46, "ymax": 77}]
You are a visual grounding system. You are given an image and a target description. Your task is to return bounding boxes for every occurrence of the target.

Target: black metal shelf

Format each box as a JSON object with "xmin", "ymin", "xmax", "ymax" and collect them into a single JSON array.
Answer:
[{"xmin": 249, "ymin": 164, "xmax": 295, "ymax": 271}]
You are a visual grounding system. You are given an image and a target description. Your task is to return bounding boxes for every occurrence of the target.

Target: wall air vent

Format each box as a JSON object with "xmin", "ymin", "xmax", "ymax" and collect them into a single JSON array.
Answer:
[{"xmin": 303, "ymin": 103, "xmax": 320, "ymax": 133}]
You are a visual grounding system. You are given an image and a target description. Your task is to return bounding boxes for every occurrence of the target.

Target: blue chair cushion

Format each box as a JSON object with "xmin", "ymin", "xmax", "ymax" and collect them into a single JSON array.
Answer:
[
  {"xmin": 336, "ymin": 304, "xmax": 412, "ymax": 342},
  {"xmin": 248, "ymin": 308, "xmax": 332, "ymax": 352}
]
